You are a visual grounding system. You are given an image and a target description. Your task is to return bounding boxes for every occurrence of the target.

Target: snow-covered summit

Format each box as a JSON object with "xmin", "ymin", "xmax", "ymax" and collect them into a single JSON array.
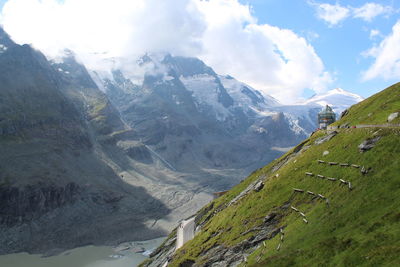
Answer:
[{"xmin": 301, "ymin": 88, "xmax": 364, "ymax": 114}]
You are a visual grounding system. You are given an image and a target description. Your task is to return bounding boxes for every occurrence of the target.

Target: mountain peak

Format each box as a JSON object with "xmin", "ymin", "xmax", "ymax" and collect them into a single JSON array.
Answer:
[{"xmin": 302, "ymin": 88, "xmax": 364, "ymax": 114}]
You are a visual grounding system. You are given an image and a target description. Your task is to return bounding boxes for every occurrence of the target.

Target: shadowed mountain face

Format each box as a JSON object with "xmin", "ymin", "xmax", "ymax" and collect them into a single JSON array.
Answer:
[{"xmin": 0, "ymin": 30, "xmax": 169, "ymax": 254}]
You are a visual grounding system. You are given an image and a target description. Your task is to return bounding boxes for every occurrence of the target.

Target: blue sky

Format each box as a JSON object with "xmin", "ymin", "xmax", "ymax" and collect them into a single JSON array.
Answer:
[
  {"xmin": 0, "ymin": 0, "xmax": 399, "ymax": 102},
  {"xmin": 239, "ymin": 0, "xmax": 400, "ymax": 98}
]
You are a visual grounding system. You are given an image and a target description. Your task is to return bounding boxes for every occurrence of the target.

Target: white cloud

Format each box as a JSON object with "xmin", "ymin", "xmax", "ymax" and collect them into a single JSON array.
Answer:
[
  {"xmin": 305, "ymin": 30, "xmax": 320, "ymax": 42},
  {"xmin": 362, "ymin": 20, "xmax": 400, "ymax": 81},
  {"xmin": 312, "ymin": 2, "xmax": 350, "ymax": 26},
  {"xmin": 0, "ymin": 0, "xmax": 332, "ymax": 104},
  {"xmin": 353, "ymin": 3, "xmax": 393, "ymax": 22},
  {"xmin": 369, "ymin": 29, "xmax": 381, "ymax": 39},
  {"xmin": 310, "ymin": 2, "xmax": 394, "ymax": 26},
  {"xmin": 1, "ymin": 0, "xmax": 205, "ymax": 60}
]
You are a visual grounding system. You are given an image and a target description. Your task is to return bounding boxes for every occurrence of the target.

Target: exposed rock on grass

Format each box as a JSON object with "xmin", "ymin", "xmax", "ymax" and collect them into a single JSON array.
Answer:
[
  {"xmin": 387, "ymin": 112, "xmax": 399, "ymax": 122},
  {"xmin": 314, "ymin": 131, "xmax": 337, "ymax": 145},
  {"xmin": 358, "ymin": 136, "xmax": 381, "ymax": 152}
]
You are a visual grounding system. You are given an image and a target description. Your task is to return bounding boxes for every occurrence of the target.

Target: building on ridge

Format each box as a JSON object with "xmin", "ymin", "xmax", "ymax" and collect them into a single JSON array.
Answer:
[{"xmin": 318, "ymin": 105, "xmax": 336, "ymax": 129}]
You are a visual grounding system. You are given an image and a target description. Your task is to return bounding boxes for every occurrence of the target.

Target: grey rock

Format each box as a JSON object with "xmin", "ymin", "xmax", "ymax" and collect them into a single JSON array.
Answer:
[
  {"xmin": 263, "ymin": 212, "xmax": 277, "ymax": 223},
  {"xmin": 387, "ymin": 112, "xmax": 399, "ymax": 122},
  {"xmin": 340, "ymin": 122, "xmax": 350, "ymax": 129},
  {"xmin": 229, "ymin": 177, "xmax": 267, "ymax": 206},
  {"xmin": 358, "ymin": 136, "xmax": 381, "ymax": 152},
  {"xmin": 340, "ymin": 109, "xmax": 349, "ymax": 118},
  {"xmin": 315, "ymin": 131, "xmax": 338, "ymax": 145},
  {"xmin": 253, "ymin": 181, "xmax": 264, "ymax": 192}
]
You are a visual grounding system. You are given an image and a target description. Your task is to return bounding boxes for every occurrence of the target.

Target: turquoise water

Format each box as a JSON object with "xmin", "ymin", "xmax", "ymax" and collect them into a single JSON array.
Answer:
[{"xmin": 0, "ymin": 237, "xmax": 165, "ymax": 267}]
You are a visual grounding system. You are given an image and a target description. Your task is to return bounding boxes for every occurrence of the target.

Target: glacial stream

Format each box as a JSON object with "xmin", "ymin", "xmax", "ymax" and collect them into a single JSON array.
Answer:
[{"xmin": 0, "ymin": 237, "xmax": 165, "ymax": 267}]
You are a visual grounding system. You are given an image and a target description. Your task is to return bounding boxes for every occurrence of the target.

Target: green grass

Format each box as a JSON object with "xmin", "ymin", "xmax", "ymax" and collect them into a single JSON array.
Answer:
[
  {"xmin": 164, "ymin": 82, "xmax": 400, "ymax": 267},
  {"xmin": 333, "ymin": 82, "xmax": 400, "ymax": 126},
  {"xmin": 169, "ymin": 128, "xmax": 400, "ymax": 266}
]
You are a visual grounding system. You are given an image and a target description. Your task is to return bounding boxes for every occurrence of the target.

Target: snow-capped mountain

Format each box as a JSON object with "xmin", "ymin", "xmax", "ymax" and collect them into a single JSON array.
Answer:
[
  {"xmin": 273, "ymin": 88, "xmax": 364, "ymax": 134},
  {"xmin": 89, "ymin": 53, "xmax": 360, "ymax": 178},
  {"xmin": 301, "ymin": 88, "xmax": 364, "ymax": 114},
  {"xmin": 88, "ymin": 53, "xmax": 364, "ymax": 187},
  {"xmin": 90, "ymin": 54, "xmax": 313, "ymax": 178}
]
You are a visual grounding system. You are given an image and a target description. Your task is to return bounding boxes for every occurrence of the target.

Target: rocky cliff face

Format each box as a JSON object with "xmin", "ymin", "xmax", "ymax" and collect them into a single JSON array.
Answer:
[
  {"xmin": 0, "ymin": 183, "xmax": 80, "ymax": 227},
  {"xmin": 0, "ymin": 30, "xmax": 170, "ymax": 254}
]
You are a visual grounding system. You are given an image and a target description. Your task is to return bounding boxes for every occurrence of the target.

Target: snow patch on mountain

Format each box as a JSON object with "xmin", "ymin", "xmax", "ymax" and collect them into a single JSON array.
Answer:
[
  {"xmin": 301, "ymin": 88, "xmax": 364, "ymax": 114},
  {"xmin": 0, "ymin": 44, "xmax": 8, "ymax": 53},
  {"xmin": 179, "ymin": 74, "xmax": 230, "ymax": 121},
  {"xmin": 219, "ymin": 75, "xmax": 279, "ymax": 115}
]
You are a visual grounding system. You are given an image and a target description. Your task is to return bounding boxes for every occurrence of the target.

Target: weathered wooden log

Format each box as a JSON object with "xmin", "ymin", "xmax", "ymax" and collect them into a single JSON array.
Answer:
[
  {"xmin": 291, "ymin": 206, "xmax": 299, "ymax": 212},
  {"xmin": 351, "ymin": 164, "xmax": 360, "ymax": 168},
  {"xmin": 307, "ymin": 191, "xmax": 315, "ymax": 195},
  {"xmin": 348, "ymin": 182, "xmax": 352, "ymax": 190},
  {"xmin": 293, "ymin": 188, "xmax": 304, "ymax": 193},
  {"xmin": 280, "ymin": 235, "xmax": 284, "ymax": 241},
  {"xmin": 327, "ymin": 177, "xmax": 337, "ymax": 181},
  {"xmin": 263, "ymin": 241, "xmax": 266, "ymax": 247},
  {"xmin": 305, "ymin": 172, "xmax": 314, "ymax": 176},
  {"xmin": 328, "ymin": 162, "xmax": 338, "ymax": 165},
  {"xmin": 318, "ymin": 194, "xmax": 326, "ymax": 199},
  {"xmin": 299, "ymin": 212, "xmax": 306, "ymax": 217},
  {"xmin": 339, "ymin": 179, "xmax": 347, "ymax": 184},
  {"xmin": 340, "ymin": 163, "xmax": 349, "ymax": 166},
  {"xmin": 317, "ymin": 160, "xmax": 325, "ymax": 163},
  {"xmin": 276, "ymin": 243, "xmax": 281, "ymax": 251},
  {"xmin": 303, "ymin": 218, "xmax": 308, "ymax": 224},
  {"xmin": 317, "ymin": 174, "xmax": 325, "ymax": 178}
]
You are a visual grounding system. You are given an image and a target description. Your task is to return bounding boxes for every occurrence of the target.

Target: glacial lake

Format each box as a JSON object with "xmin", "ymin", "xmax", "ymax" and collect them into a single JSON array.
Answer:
[{"xmin": 0, "ymin": 237, "xmax": 165, "ymax": 267}]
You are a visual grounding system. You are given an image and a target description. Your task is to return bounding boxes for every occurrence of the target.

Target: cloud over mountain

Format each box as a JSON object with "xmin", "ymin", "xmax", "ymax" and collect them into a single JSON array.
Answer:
[{"xmin": 0, "ymin": 0, "xmax": 331, "ymax": 103}]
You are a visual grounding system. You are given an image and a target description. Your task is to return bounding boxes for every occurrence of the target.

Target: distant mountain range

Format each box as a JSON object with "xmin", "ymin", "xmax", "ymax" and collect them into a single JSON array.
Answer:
[{"xmin": 0, "ymin": 28, "xmax": 363, "ymax": 255}]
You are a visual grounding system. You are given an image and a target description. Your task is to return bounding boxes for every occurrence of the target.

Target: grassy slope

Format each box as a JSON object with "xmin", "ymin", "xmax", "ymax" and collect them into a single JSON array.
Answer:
[
  {"xmin": 167, "ymin": 84, "xmax": 400, "ymax": 267},
  {"xmin": 332, "ymin": 82, "xmax": 400, "ymax": 126}
]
